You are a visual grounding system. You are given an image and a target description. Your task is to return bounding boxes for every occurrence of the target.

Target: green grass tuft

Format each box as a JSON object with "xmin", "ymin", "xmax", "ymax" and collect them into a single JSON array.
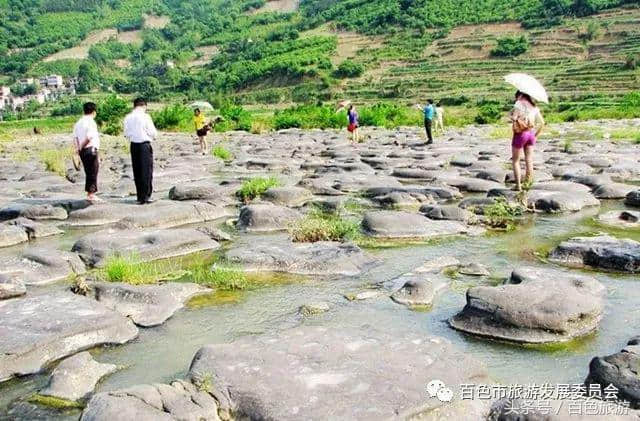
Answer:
[
  {"xmin": 190, "ymin": 263, "xmax": 248, "ymax": 290},
  {"xmin": 29, "ymin": 394, "xmax": 83, "ymax": 410},
  {"xmin": 101, "ymin": 254, "xmax": 169, "ymax": 285},
  {"xmin": 483, "ymin": 197, "xmax": 524, "ymax": 231},
  {"xmin": 236, "ymin": 176, "xmax": 280, "ymax": 202},
  {"xmin": 39, "ymin": 148, "xmax": 70, "ymax": 176},
  {"xmin": 289, "ymin": 209, "xmax": 361, "ymax": 243},
  {"xmin": 212, "ymin": 145, "xmax": 233, "ymax": 161}
]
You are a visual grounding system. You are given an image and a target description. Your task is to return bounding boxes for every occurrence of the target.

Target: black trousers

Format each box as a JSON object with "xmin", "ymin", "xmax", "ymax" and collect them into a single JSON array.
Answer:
[
  {"xmin": 130, "ymin": 142, "xmax": 153, "ymax": 202},
  {"xmin": 424, "ymin": 118, "xmax": 433, "ymax": 144},
  {"xmin": 79, "ymin": 147, "xmax": 99, "ymax": 194}
]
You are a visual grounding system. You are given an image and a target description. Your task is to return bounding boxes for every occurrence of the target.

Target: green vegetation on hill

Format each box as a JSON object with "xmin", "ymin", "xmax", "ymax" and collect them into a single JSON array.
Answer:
[{"xmin": 1, "ymin": 0, "xmax": 639, "ymax": 129}]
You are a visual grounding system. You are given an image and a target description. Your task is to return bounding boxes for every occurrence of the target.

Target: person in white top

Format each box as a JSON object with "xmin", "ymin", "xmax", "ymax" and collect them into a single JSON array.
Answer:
[
  {"xmin": 435, "ymin": 103, "xmax": 445, "ymax": 134},
  {"xmin": 509, "ymin": 90, "xmax": 545, "ymax": 191},
  {"xmin": 123, "ymin": 98, "xmax": 157, "ymax": 204},
  {"xmin": 72, "ymin": 102, "xmax": 101, "ymax": 202}
]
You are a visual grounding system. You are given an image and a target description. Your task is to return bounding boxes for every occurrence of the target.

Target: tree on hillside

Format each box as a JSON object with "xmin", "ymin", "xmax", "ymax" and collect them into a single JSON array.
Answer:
[{"xmin": 77, "ymin": 62, "xmax": 101, "ymax": 93}]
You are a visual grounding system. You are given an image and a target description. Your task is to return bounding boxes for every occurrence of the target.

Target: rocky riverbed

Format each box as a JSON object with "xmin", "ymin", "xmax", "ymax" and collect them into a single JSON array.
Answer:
[{"xmin": 1, "ymin": 120, "xmax": 640, "ymax": 420}]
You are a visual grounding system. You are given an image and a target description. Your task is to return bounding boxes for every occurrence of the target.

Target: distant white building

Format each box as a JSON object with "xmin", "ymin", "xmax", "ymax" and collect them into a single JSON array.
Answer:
[
  {"xmin": 0, "ymin": 86, "xmax": 10, "ymax": 110},
  {"xmin": 18, "ymin": 78, "xmax": 35, "ymax": 87},
  {"xmin": 39, "ymin": 75, "xmax": 63, "ymax": 89}
]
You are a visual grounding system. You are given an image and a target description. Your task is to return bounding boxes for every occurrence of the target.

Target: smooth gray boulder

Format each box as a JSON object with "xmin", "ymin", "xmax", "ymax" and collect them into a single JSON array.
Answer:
[
  {"xmin": 625, "ymin": 190, "xmax": 640, "ymax": 207},
  {"xmin": 0, "ymin": 274, "xmax": 25, "ymax": 300},
  {"xmin": 40, "ymin": 352, "xmax": 117, "ymax": 402},
  {"xmin": 226, "ymin": 239, "xmax": 376, "ymax": 276},
  {"xmin": 563, "ymin": 173, "xmax": 613, "ymax": 187},
  {"xmin": 0, "ymin": 224, "xmax": 28, "ymax": 247},
  {"xmin": 188, "ymin": 326, "xmax": 492, "ymax": 420},
  {"xmin": 598, "ymin": 210, "xmax": 640, "ymax": 228},
  {"xmin": 420, "ymin": 204, "xmax": 475, "ymax": 223},
  {"xmin": 593, "ymin": 183, "xmax": 637, "ymax": 199},
  {"xmin": 262, "ymin": 186, "xmax": 313, "ymax": 207},
  {"xmin": 442, "ymin": 176, "xmax": 504, "ymax": 193},
  {"xmin": 68, "ymin": 201, "xmax": 229, "ymax": 228},
  {"xmin": 361, "ymin": 211, "xmax": 480, "ymax": 239},
  {"xmin": 0, "ymin": 291, "xmax": 138, "ymax": 382},
  {"xmin": 72, "ymin": 228, "xmax": 221, "ymax": 268},
  {"xmin": 168, "ymin": 184, "xmax": 234, "ymax": 204},
  {"xmin": 449, "ymin": 266, "xmax": 605, "ymax": 343},
  {"xmin": 372, "ymin": 191, "xmax": 428, "ymax": 210},
  {"xmin": 585, "ymin": 337, "xmax": 640, "ymax": 409},
  {"xmin": 87, "ymin": 282, "xmax": 209, "ymax": 327},
  {"xmin": 0, "ymin": 247, "xmax": 86, "ymax": 286},
  {"xmin": 81, "ymin": 380, "xmax": 221, "ymax": 421},
  {"xmin": 0, "ymin": 202, "xmax": 68, "ymax": 221},
  {"xmin": 459, "ymin": 262, "xmax": 490, "ymax": 276},
  {"xmin": 526, "ymin": 190, "xmax": 600, "ymax": 212},
  {"xmin": 390, "ymin": 274, "xmax": 447, "ymax": 307},
  {"xmin": 7, "ymin": 217, "xmax": 63, "ymax": 239},
  {"xmin": 549, "ymin": 235, "xmax": 640, "ymax": 273},
  {"xmin": 236, "ymin": 203, "xmax": 302, "ymax": 232}
]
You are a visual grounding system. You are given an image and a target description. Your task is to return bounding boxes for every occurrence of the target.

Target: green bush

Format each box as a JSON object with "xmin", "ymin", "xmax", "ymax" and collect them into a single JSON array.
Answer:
[
  {"xmin": 96, "ymin": 94, "xmax": 130, "ymax": 129},
  {"xmin": 221, "ymin": 104, "xmax": 252, "ymax": 131},
  {"xmin": 474, "ymin": 104, "xmax": 502, "ymax": 124},
  {"xmin": 483, "ymin": 197, "xmax": 524, "ymax": 231},
  {"xmin": 151, "ymin": 104, "xmax": 192, "ymax": 130},
  {"xmin": 50, "ymin": 98, "xmax": 84, "ymax": 117},
  {"xmin": 491, "ymin": 35, "xmax": 530, "ymax": 57},
  {"xmin": 334, "ymin": 59, "xmax": 364, "ymax": 78},
  {"xmin": 236, "ymin": 176, "xmax": 280, "ymax": 202}
]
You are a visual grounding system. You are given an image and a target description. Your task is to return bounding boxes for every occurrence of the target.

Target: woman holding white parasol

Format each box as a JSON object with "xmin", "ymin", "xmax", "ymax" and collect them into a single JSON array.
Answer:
[{"xmin": 505, "ymin": 73, "xmax": 548, "ymax": 191}]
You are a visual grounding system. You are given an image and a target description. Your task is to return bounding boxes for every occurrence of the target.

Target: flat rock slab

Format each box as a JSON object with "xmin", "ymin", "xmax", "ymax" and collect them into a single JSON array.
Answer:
[
  {"xmin": 188, "ymin": 326, "xmax": 491, "ymax": 420},
  {"xmin": 449, "ymin": 266, "xmax": 605, "ymax": 344},
  {"xmin": 226, "ymin": 240, "xmax": 377, "ymax": 276},
  {"xmin": 262, "ymin": 186, "xmax": 313, "ymax": 207},
  {"xmin": 598, "ymin": 210, "xmax": 640, "ymax": 228},
  {"xmin": 585, "ymin": 337, "xmax": 640, "ymax": 409},
  {"xmin": 7, "ymin": 217, "xmax": 63, "ymax": 239},
  {"xmin": 0, "ymin": 224, "xmax": 28, "ymax": 248},
  {"xmin": 0, "ymin": 202, "xmax": 68, "ymax": 221},
  {"xmin": 68, "ymin": 201, "xmax": 230, "ymax": 229},
  {"xmin": 626, "ymin": 190, "xmax": 640, "ymax": 207},
  {"xmin": 390, "ymin": 274, "xmax": 447, "ymax": 308},
  {"xmin": 40, "ymin": 351, "xmax": 118, "ymax": 402},
  {"xmin": 420, "ymin": 204, "xmax": 475, "ymax": 223},
  {"xmin": 526, "ymin": 190, "xmax": 600, "ymax": 212},
  {"xmin": 72, "ymin": 228, "xmax": 221, "ymax": 267},
  {"xmin": 593, "ymin": 183, "xmax": 637, "ymax": 199},
  {"xmin": 0, "ymin": 247, "xmax": 86, "ymax": 286},
  {"xmin": 88, "ymin": 282, "xmax": 209, "ymax": 327},
  {"xmin": 0, "ymin": 291, "xmax": 138, "ymax": 382},
  {"xmin": 362, "ymin": 210, "xmax": 480, "ymax": 239},
  {"xmin": 236, "ymin": 203, "xmax": 302, "ymax": 232},
  {"xmin": 549, "ymin": 235, "xmax": 640, "ymax": 273},
  {"xmin": 81, "ymin": 380, "xmax": 221, "ymax": 421},
  {"xmin": 0, "ymin": 274, "xmax": 25, "ymax": 300}
]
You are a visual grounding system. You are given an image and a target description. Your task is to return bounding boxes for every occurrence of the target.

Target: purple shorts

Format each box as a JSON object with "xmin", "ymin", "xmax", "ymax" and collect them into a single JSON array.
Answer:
[{"xmin": 512, "ymin": 130, "xmax": 536, "ymax": 149}]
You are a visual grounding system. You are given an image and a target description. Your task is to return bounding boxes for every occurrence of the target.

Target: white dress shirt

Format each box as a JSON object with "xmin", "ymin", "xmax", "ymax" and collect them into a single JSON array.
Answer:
[
  {"xmin": 123, "ymin": 107, "xmax": 157, "ymax": 143},
  {"xmin": 72, "ymin": 115, "xmax": 100, "ymax": 150}
]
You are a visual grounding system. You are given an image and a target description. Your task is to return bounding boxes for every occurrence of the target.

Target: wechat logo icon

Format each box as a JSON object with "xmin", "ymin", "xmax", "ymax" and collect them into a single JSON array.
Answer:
[{"xmin": 427, "ymin": 379, "xmax": 454, "ymax": 402}]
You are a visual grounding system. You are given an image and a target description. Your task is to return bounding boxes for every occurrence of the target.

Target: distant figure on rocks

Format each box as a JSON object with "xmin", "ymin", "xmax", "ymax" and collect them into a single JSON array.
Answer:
[
  {"xmin": 416, "ymin": 99, "xmax": 435, "ymax": 144},
  {"xmin": 510, "ymin": 90, "xmax": 545, "ymax": 191},
  {"xmin": 72, "ymin": 102, "xmax": 101, "ymax": 203},
  {"xmin": 124, "ymin": 97, "xmax": 157, "ymax": 204},
  {"xmin": 435, "ymin": 102, "xmax": 445, "ymax": 134},
  {"xmin": 33, "ymin": 126, "xmax": 41, "ymax": 135},
  {"xmin": 193, "ymin": 108, "xmax": 209, "ymax": 155},
  {"xmin": 347, "ymin": 104, "xmax": 360, "ymax": 142}
]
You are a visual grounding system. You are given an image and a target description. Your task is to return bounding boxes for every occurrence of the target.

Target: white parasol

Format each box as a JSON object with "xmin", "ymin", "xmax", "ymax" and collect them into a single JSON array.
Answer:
[
  {"xmin": 189, "ymin": 101, "xmax": 214, "ymax": 110},
  {"xmin": 504, "ymin": 73, "xmax": 549, "ymax": 104}
]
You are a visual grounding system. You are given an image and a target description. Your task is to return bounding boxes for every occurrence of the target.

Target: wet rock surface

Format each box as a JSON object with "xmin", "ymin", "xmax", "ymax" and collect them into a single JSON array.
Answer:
[
  {"xmin": 550, "ymin": 235, "xmax": 640, "ymax": 273},
  {"xmin": 0, "ymin": 291, "xmax": 138, "ymax": 382},
  {"xmin": 40, "ymin": 352, "xmax": 117, "ymax": 402},
  {"xmin": 450, "ymin": 266, "xmax": 605, "ymax": 343},
  {"xmin": 188, "ymin": 325, "xmax": 492, "ymax": 420}
]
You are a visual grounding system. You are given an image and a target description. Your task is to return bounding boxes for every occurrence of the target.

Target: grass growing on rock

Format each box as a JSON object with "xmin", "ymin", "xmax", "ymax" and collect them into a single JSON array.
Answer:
[
  {"xmin": 290, "ymin": 208, "xmax": 361, "ymax": 243},
  {"xmin": 40, "ymin": 147, "xmax": 70, "ymax": 176},
  {"xmin": 212, "ymin": 145, "xmax": 233, "ymax": 161},
  {"xmin": 101, "ymin": 254, "xmax": 174, "ymax": 285},
  {"xmin": 29, "ymin": 394, "xmax": 83, "ymax": 410},
  {"xmin": 482, "ymin": 197, "xmax": 525, "ymax": 231},
  {"xmin": 236, "ymin": 176, "xmax": 280, "ymax": 202}
]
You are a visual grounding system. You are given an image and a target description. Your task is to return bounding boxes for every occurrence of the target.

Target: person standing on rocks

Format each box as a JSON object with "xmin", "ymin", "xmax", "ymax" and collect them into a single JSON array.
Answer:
[
  {"xmin": 347, "ymin": 104, "xmax": 360, "ymax": 142},
  {"xmin": 124, "ymin": 97, "xmax": 157, "ymax": 204},
  {"xmin": 72, "ymin": 102, "xmax": 101, "ymax": 203},
  {"xmin": 416, "ymin": 100, "xmax": 435, "ymax": 144},
  {"xmin": 510, "ymin": 90, "xmax": 545, "ymax": 191},
  {"xmin": 435, "ymin": 102, "xmax": 445, "ymax": 134},
  {"xmin": 193, "ymin": 108, "xmax": 208, "ymax": 155}
]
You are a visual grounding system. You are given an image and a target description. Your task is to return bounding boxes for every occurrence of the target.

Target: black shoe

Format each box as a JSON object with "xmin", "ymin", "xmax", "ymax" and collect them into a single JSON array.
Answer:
[{"xmin": 137, "ymin": 200, "xmax": 146, "ymax": 205}]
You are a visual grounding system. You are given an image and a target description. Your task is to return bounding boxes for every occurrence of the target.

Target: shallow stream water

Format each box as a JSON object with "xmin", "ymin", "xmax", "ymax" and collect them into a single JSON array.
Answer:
[{"xmin": 1, "ymin": 196, "xmax": 639, "ymax": 419}]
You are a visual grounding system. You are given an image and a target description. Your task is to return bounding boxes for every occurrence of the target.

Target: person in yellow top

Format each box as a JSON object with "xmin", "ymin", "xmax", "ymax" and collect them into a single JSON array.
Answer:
[{"xmin": 193, "ymin": 108, "xmax": 208, "ymax": 155}]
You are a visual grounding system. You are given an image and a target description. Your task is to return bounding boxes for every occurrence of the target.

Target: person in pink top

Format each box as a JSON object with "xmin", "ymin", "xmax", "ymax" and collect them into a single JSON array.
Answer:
[{"xmin": 510, "ymin": 90, "xmax": 545, "ymax": 191}]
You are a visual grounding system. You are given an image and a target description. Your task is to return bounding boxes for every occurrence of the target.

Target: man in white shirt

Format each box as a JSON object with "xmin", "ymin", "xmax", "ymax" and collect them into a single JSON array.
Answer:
[
  {"xmin": 123, "ymin": 97, "xmax": 157, "ymax": 204},
  {"xmin": 73, "ymin": 102, "xmax": 101, "ymax": 202}
]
